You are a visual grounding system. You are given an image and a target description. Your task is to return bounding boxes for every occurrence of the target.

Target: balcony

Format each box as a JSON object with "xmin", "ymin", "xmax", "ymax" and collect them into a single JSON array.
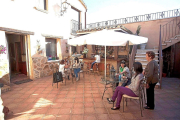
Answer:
[{"xmin": 71, "ymin": 19, "xmax": 82, "ymax": 35}]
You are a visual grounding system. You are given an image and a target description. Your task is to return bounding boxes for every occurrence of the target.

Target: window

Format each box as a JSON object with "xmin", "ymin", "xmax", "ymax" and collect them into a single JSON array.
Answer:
[{"xmin": 46, "ymin": 38, "xmax": 57, "ymax": 58}]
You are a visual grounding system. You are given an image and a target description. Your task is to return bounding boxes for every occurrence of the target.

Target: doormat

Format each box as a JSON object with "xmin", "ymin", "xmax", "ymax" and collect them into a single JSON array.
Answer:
[{"xmin": 14, "ymin": 79, "xmax": 33, "ymax": 85}]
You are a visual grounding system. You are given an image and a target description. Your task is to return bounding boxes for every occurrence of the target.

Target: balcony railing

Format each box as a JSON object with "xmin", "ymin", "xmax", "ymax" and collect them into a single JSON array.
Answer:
[
  {"xmin": 161, "ymin": 17, "xmax": 180, "ymax": 44},
  {"xmin": 71, "ymin": 19, "xmax": 82, "ymax": 35},
  {"xmin": 85, "ymin": 8, "xmax": 180, "ymax": 29}
]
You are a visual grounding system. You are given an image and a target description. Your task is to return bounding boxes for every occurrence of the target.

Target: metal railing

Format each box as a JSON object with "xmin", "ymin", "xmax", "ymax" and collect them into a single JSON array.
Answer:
[
  {"xmin": 161, "ymin": 17, "xmax": 180, "ymax": 44},
  {"xmin": 159, "ymin": 25, "xmax": 163, "ymax": 89},
  {"xmin": 71, "ymin": 19, "xmax": 82, "ymax": 35},
  {"xmin": 129, "ymin": 45, "xmax": 137, "ymax": 77},
  {"xmin": 85, "ymin": 8, "xmax": 180, "ymax": 29}
]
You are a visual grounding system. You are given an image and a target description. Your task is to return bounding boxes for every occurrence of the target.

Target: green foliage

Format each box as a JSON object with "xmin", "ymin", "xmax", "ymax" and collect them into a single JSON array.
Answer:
[
  {"xmin": 136, "ymin": 25, "xmax": 141, "ymax": 35},
  {"xmin": 0, "ymin": 45, "xmax": 6, "ymax": 54},
  {"xmin": 82, "ymin": 47, "xmax": 89, "ymax": 54}
]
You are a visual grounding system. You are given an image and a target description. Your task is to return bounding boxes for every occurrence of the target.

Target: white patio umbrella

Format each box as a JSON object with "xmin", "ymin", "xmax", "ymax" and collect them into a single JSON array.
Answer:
[{"xmin": 68, "ymin": 29, "xmax": 148, "ymax": 80}]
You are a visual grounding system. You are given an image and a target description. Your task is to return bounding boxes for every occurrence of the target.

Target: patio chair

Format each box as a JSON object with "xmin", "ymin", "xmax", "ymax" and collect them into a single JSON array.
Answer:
[
  {"xmin": 79, "ymin": 62, "xmax": 85, "ymax": 78},
  {"xmin": 102, "ymin": 74, "xmax": 120, "ymax": 99},
  {"xmin": 122, "ymin": 78, "xmax": 145, "ymax": 117},
  {"xmin": 93, "ymin": 63, "xmax": 100, "ymax": 76},
  {"xmin": 83, "ymin": 62, "xmax": 91, "ymax": 74}
]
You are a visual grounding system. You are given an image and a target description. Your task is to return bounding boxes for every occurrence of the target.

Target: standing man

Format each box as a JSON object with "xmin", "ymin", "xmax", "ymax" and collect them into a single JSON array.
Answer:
[{"xmin": 90, "ymin": 54, "xmax": 100, "ymax": 70}]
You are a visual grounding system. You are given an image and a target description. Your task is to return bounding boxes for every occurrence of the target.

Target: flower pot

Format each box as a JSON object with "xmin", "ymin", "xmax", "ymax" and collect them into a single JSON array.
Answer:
[{"xmin": 83, "ymin": 54, "xmax": 87, "ymax": 58}]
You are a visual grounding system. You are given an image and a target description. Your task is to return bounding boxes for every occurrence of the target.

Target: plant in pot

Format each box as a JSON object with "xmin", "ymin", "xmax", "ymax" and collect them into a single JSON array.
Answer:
[
  {"xmin": 36, "ymin": 40, "xmax": 41, "ymax": 52},
  {"xmin": 135, "ymin": 25, "xmax": 146, "ymax": 49},
  {"xmin": 0, "ymin": 45, "xmax": 6, "ymax": 54},
  {"xmin": 82, "ymin": 47, "xmax": 89, "ymax": 58}
]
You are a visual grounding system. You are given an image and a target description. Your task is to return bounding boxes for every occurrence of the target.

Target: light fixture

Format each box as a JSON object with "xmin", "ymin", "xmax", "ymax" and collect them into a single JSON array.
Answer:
[
  {"xmin": 53, "ymin": 0, "xmax": 71, "ymax": 16},
  {"xmin": 60, "ymin": 0, "xmax": 70, "ymax": 16}
]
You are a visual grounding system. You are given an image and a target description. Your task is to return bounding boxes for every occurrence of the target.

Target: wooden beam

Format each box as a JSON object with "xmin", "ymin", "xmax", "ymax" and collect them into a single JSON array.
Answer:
[
  {"xmin": 78, "ymin": 0, "xmax": 87, "ymax": 10},
  {"xmin": 27, "ymin": 35, "xmax": 33, "ymax": 79},
  {"xmin": 57, "ymin": 38, "xmax": 62, "ymax": 60},
  {"xmin": 0, "ymin": 27, "xmax": 34, "ymax": 35},
  {"xmin": 114, "ymin": 46, "xmax": 118, "ymax": 60}
]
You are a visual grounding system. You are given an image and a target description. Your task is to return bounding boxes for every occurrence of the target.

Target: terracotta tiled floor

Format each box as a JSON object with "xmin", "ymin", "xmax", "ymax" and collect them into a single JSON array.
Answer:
[{"xmin": 1, "ymin": 75, "xmax": 180, "ymax": 120}]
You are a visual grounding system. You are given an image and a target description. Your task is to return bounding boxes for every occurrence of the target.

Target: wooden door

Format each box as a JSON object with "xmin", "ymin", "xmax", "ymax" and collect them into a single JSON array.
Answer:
[
  {"xmin": 173, "ymin": 42, "xmax": 180, "ymax": 77},
  {"xmin": 15, "ymin": 42, "xmax": 21, "ymax": 72}
]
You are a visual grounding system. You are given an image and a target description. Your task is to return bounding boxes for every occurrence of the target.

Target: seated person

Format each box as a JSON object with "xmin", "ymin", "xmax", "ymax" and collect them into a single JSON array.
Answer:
[
  {"xmin": 107, "ymin": 62, "xmax": 143, "ymax": 110},
  {"xmin": 59, "ymin": 60, "xmax": 69, "ymax": 78},
  {"xmin": 73, "ymin": 57, "xmax": 81, "ymax": 81},
  {"xmin": 90, "ymin": 54, "xmax": 100, "ymax": 70},
  {"xmin": 117, "ymin": 60, "xmax": 131, "ymax": 87},
  {"xmin": 64, "ymin": 57, "xmax": 71, "ymax": 80}
]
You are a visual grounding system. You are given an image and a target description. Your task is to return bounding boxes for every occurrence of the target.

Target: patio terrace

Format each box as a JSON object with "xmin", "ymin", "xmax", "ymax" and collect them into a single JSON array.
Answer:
[{"xmin": 1, "ymin": 74, "xmax": 180, "ymax": 120}]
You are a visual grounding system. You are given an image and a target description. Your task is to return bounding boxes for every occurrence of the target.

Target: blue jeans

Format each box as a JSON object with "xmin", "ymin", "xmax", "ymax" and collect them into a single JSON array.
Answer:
[
  {"xmin": 74, "ymin": 68, "xmax": 81, "ymax": 78},
  {"xmin": 91, "ymin": 61, "xmax": 96, "ymax": 69}
]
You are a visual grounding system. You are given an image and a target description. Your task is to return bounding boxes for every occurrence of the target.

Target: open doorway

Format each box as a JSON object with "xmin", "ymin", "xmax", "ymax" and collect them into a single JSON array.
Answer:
[{"xmin": 6, "ymin": 33, "xmax": 29, "ymax": 82}]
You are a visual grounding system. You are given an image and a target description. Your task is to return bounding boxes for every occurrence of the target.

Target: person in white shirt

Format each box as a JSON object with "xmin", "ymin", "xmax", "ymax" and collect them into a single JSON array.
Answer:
[
  {"xmin": 90, "ymin": 54, "xmax": 100, "ymax": 70},
  {"xmin": 59, "ymin": 60, "xmax": 69, "ymax": 77}
]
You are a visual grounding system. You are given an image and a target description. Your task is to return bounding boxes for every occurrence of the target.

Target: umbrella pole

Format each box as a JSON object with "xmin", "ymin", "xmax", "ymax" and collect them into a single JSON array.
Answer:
[
  {"xmin": 102, "ymin": 45, "xmax": 107, "ymax": 99},
  {"xmin": 105, "ymin": 45, "xmax": 106, "ymax": 81}
]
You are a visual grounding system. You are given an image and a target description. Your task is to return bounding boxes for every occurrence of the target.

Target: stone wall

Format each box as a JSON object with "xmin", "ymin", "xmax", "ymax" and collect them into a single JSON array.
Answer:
[
  {"xmin": 0, "ymin": 59, "xmax": 11, "ymax": 93},
  {"xmin": 32, "ymin": 57, "xmax": 59, "ymax": 79}
]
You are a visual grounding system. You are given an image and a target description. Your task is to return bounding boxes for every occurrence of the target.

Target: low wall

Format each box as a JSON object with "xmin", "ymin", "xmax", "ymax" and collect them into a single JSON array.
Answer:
[
  {"xmin": 32, "ymin": 57, "xmax": 60, "ymax": 79},
  {"xmin": 0, "ymin": 59, "xmax": 10, "ymax": 93}
]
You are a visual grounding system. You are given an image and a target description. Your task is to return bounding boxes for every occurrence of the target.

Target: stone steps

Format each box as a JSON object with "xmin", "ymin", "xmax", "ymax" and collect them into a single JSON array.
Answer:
[
  {"xmin": 136, "ymin": 53, "xmax": 159, "ymax": 57},
  {"xmin": 136, "ymin": 49, "xmax": 159, "ymax": 53},
  {"xmin": 135, "ymin": 49, "xmax": 160, "ymax": 88},
  {"xmin": 135, "ymin": 56, "xmax": 159, "ymax": 60}
]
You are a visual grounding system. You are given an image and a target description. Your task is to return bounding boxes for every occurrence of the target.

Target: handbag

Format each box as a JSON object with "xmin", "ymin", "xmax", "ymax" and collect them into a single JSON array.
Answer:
[{"xmin": 53, "ymin": 68, "xmax": 63, "ymax": 88}]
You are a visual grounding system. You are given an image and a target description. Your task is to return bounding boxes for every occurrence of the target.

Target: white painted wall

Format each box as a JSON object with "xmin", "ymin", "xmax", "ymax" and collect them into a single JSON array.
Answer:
[{"xmin": 0, "ymin": 0, "xmax": 87, "ymax": 56}]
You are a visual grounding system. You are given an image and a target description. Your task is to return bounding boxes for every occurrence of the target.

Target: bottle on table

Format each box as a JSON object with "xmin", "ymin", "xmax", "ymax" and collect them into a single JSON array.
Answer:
[{"xmin": 119, "ymin": 74, "xmax": 121, "ymax": 82}]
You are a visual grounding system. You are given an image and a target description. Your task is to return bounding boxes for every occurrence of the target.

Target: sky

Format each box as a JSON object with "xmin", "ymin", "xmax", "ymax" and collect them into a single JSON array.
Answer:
[{"xmin": 83, "ymin": 0, "xmax": 180, "ymax": 24}]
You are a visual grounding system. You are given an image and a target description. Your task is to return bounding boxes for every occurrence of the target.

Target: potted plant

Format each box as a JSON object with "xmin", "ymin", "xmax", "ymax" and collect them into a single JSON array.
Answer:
[
  {"xmin": 82, "ymin": 47, "xmax": 89, "ymax": 58},
  {"xmin": 36, "ymin": 40, "xmax": 41, "ymax": 52},
  {"xmin": 0, "ymin": 45, "xmax": 6, "ymax": 54},
  {"xmin": 135, "ymin": 25, "xmax": 146, "ymax": 49}
]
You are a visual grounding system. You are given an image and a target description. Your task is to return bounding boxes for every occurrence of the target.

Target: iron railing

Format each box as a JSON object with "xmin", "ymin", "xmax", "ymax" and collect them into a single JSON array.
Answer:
[
  {"xmin": 129, "ymin": 45, "xmax": 137, "ymax": 77},
  {"xmin": 71, "ymin": 19, "xmax": 82, "ymax": 35},
  {"xmin": 159, "ymin": 25, "xmax": 163, "ymax": 89},
  {"xmin": 85, "ymin": 8, "xmax": 180, "ymax": 29},
  {"xmin": 161, "ymin": 17, "xmax": 180, "ymax": 44}
]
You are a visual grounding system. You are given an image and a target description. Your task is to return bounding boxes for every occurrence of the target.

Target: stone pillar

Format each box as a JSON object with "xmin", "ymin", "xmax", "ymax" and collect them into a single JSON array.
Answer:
[{"xmin": 0, "ymin": 89, "xmax": 4, "ymax": 120}]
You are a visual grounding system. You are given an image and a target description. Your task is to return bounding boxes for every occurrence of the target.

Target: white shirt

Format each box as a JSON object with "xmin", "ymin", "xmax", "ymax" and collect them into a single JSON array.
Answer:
[
  {"xmin": 95, "ymin": 55, "xmax": 100, "ymax": 63},
  {"xmin": 59, "ymin": 64, "xmax": 65, "ymax": 74}
]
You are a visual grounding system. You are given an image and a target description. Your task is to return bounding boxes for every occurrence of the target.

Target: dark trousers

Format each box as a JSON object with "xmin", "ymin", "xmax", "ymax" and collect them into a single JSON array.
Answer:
[
  {"xmin": 91, "ymin": 61, "xmax": 96, "ymax": 69},
  {"xmin": 116, "ymin": 79, "xmax": 131, "ymax": 87},
  {"xmin": 121, "ymin": 79, "xmax": 131, "ymax": 87},
  {"xmin": 146, "ymin": 82, "xmax": 157, "ymax": 109}
]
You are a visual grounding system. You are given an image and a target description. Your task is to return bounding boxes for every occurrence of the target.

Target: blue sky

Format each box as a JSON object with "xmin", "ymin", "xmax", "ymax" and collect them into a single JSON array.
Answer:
[{"xmin": 83, "ymin": 0, "xmax": 180, "ymax": 24}]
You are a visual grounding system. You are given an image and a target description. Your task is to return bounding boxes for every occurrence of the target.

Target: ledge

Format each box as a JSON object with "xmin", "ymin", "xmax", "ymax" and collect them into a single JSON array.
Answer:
[
  {"xmin": 47, "ymin": 60, "xmax": 60, "ymax": 63},
  {"xmin": 41, "ymin": 34, "xmax": 63, "ymax": 39},
  {"xmin": 34, "ymin": 7, "xmax": 48, "ymax": 14},
  {"xmin": 83, "ymin": 58, "xmax": 121, "ymax": 62}
]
